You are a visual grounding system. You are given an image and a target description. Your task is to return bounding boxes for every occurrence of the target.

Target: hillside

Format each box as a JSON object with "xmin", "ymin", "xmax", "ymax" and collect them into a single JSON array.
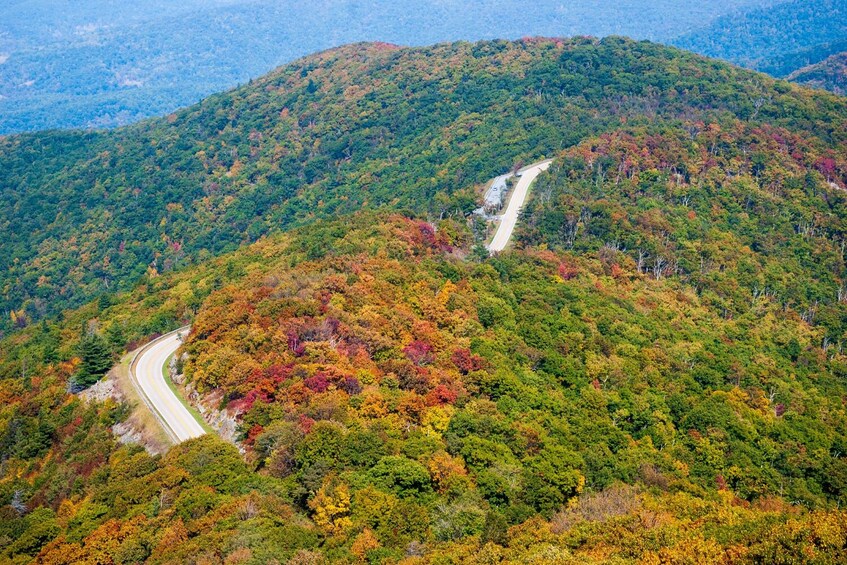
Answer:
[
  {"xmin": 0, "ymin": 0, "xmax": 769, "ymax": 133},
  {"xmin": 3, "ymin": 37, "xmax": 847, "ymax": 334},
  {"xmin": 673, "ymin": 0, "xmax": 847, "ymax": 78},
  {"xmin": 4, "ymin": 197, "xmax": 847, "ymax": 561},
  {"xmin": 2, "ymin": 37, "xmax": 847, "ymax": 562},
  {"xmin": 762, "ymin": 39, "xmax": 847, "ymax": 79},
  {"xmin": 789, "ymin": 52, "xmax": 847, "ymax": 95}
]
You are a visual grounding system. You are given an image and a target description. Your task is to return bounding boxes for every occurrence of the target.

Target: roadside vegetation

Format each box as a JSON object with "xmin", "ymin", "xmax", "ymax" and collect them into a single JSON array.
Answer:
[
  {"xmin": 3, "ymin": 37, "xmax": 846, "ymax": 332},
  {"xmin": 2, "ymin": 37, "xmax": 847, "ymax": 563}
]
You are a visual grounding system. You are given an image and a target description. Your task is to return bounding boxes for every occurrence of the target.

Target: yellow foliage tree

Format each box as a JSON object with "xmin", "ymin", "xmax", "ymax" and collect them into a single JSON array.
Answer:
[
  {"xmin": 427, "ymin": 450, "xmax": 468, "ymax": 493},
  {"xmin": 421, "ymin": 405, "xmax": 454, "ymax": 438},
  {"xmin": 350, "ymin": 528, "xmax": 380, "ymax": 561},
  {"xmin": 358, "ymin": 388, "xmax": 388, "ymax": 418},
  {"xmin": 150, "ymin": 517, "xmax": 188, "ymax": 560},
  {"xmin": 309, "ymin": 478, "xmax": 353, "ymax": 536}
]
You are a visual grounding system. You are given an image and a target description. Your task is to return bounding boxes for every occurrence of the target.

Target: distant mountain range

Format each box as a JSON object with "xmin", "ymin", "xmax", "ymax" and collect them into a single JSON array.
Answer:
[
  {"xmin": 0, "ymin": 0, "xmax": 771, "ymax": 134},
  {"xmin": 672, "ymin": 0, "xmax": 847, "ymax": 77},
  {"xmin": 789, "ymin": 51, "xmax": 847, "ymax": 95}
]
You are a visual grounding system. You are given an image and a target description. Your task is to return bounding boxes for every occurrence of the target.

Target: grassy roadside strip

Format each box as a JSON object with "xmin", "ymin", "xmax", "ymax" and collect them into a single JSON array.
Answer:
[
  {"xmin": 127, "ymin": 326, "xmax": 211, "ymax": 443},
  {"xmin": 127, "ymin": 332, "xmax": 181, "ymax": 444},
  {"xmin": 162, "ymin": 352, "xmax": 215, "ymax": 435},
  {"xmin": 111, "ymin": 353, "xmax": 172, "ymax": 451}
]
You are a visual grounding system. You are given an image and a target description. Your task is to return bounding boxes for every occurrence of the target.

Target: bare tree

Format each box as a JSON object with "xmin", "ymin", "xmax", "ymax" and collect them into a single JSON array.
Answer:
[
  {"xmin": 637, "ymin": 249, "xmax": 649, "ymax": 274},
  {"xmin": 800, "ymin": 301, "xmax": 819, "ymax": 324},
  {"xmin": 11, "ymin": 490, "xmax": 27, "ymax": 515},
  {"xmin": 654, "ymin": 256, "xmax": 667, "ymax": 281}
]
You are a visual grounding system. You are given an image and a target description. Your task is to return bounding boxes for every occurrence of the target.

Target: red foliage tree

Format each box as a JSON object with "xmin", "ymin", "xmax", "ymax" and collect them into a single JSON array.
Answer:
[
  {"xmin": 404, "ymin": 340, "xmax": 434, "ymax": 366},
  {"xmin": 304, "ymin": 373, "xmax": 331, "ymax": 393},
  {"xmin": 299, "ymin": 414, "xmax": 315, "ymax": 434},
  {"xmin": 288, "ymin": 330, "xmax": 306, "ymax": 357},
  {"xmin": 427, "ymin": 384, "xmax": 458, "ymax": 405},
  {"xmin": 452, "ymin": 348, "xmax": 486, "ymax": 375},
  {"xmin": 559, "ymin": 261, "xmax": 579, "ymax": 280},
  {"xmin": 340, "ymin": 376, "xmax": 362, "ymax": 395}
]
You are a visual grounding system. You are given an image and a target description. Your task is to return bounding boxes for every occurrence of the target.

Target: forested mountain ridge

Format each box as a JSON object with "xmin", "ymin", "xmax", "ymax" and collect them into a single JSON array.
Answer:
[
  {"xmin": 672, "ymin": 0, "xmax": 847, "ymax": 78},
  {"xmin": 0, "ymin": 0, "xmax": 770, "ymax": 133},
  {"xmin": 789, "ymin": 52, "xmax": 847, "ymax": 95},
  {"xmin": 3, "ymin": 37, "xmax": 847, "ymax": 562},
  {"xmin": 763, "ymin": 40, "xmax": 847, "ymax": 81},
  {"xmin": 518, "ymin": 123, "xmax": 847, "ymax": 339},
  {"xmin": 4, "ymin": 204, "xmax": 847, "ymax": 562},
  {"xmin": 3, "ymin": 36, "xmax": 847, "ymax": 334}
]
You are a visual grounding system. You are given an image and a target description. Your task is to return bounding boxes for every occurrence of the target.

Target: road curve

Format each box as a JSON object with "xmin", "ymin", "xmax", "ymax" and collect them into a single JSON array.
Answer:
[
  {"xmin": 487, "ymin": 159, "xmax": 553, "ymax": 253},
  {"xmin": 131, "ymin": 328, "xmax": 205, "ymax": 443}
]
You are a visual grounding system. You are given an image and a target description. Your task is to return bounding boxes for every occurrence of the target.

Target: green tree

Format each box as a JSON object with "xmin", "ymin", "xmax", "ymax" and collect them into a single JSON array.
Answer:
[
  {"xmin": 74, "ymin": 329, "xmax": 114, "ymax": 388},
  {"xmin": 368, "ymin": 456, "xmax": 433, "ymax": 498},
  {"xmin": 105, "ymin": 322, "xmax": 127, "ymax": 353}
]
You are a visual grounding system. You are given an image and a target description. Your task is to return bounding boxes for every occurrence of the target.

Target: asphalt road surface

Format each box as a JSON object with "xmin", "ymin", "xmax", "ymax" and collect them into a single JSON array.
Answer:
[
  {"xmin": 133, "ymin": 158, "xmax": 550, "ymax": 443},
  {"xmin": 487, "ymin": 159, "xmax": 553, "ymax": 253},
  {"xmin": 132, "ymin": 328, "xmax": 205, "ymax": 443}
]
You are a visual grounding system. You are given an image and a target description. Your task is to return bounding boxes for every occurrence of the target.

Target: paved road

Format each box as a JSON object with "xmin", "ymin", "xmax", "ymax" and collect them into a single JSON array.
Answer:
[
  {"xmin": 132, "ymin": 328, "xmax": 205, "ymax": 443},
  {"xmin": 130, "ymin": 161, "xmax": 551, "ymax": 441},
  {"xmin": 487, "ymin": 159, "xmax": 553, "ymax": 253}
]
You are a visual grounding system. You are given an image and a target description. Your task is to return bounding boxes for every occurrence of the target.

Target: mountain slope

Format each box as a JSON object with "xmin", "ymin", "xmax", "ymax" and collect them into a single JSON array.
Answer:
[
  {"xmin": 4, "ymin": 204, "xmax": 847, "ymax": 562},
  {"xmin": 3, "ymin": 37, "xmax": 847, "ymax": 334},
  {"xmin": 673, "ymin": 0, "xmax": 847, "ymax": 77},
  {"xmin": 762, "ymin": 39, "xmax": 847, "ymax": 79},
  {"xmin": 0, "ymin": 0, "xmax": 770, "ymax": 133},
  {"xmin": 2, "ymin": 42, "xmax": 847, "ymax": 556},
  {"xmin": 789, "ymin": 52, "xmax": 847, "ymax": 95}
]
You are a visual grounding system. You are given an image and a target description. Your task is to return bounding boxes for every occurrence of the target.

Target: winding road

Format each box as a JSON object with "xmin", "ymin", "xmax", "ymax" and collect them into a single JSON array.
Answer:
[
  {"xmin": 129, "ymin": 161, "xmax": 552, "ymax": 444},
  {"xmin": 487, "ymin": 159, "xmax": 553, "ymax": 253},
  {"xmin": 131, "ymin": 327, "xmax": 205, "ymax": 443}
]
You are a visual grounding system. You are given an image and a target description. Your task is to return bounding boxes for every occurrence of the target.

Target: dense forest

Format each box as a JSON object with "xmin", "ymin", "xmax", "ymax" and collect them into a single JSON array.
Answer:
[
  {"xmin": 6, "ymin": 0, "xmax": 846, "ymax": 134},
  {"xmin": 763, "ymin": 41, "xmax": 847, "ymax": 81},
  {"xmin": 517, "ymin": 124, "xmax": 847, "ymax": 340},
  {"xmin": 3, "ymin": 37, "xmax": 847, "ymax": 334},
  {"xmin": 2, "ymin": 36, "xmax": 847, "ymax": 563},
  {"xmin": 0, "ymin": 0, "xmax": 768, "ymax": 133},
  {"xmin": 673, "ymin": 0, "xmax": 847, "ymax": 77},
  {"xmin": 3, "ymin": 203, "xmax": 847, "ymax": 562},
  {"xmin": 789, "ymin": 52, "xmax": 847, "ymax": 96}
]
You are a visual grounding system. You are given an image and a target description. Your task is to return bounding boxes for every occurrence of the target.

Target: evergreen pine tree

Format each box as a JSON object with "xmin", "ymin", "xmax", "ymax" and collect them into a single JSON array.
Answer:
[
  {"xmin": 105, "ymin": 322, "xmax": 126, "ymax": 353},
  {"xmin": 75, "ymin": 331, "xmax": 114, "ymax": 388}
]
